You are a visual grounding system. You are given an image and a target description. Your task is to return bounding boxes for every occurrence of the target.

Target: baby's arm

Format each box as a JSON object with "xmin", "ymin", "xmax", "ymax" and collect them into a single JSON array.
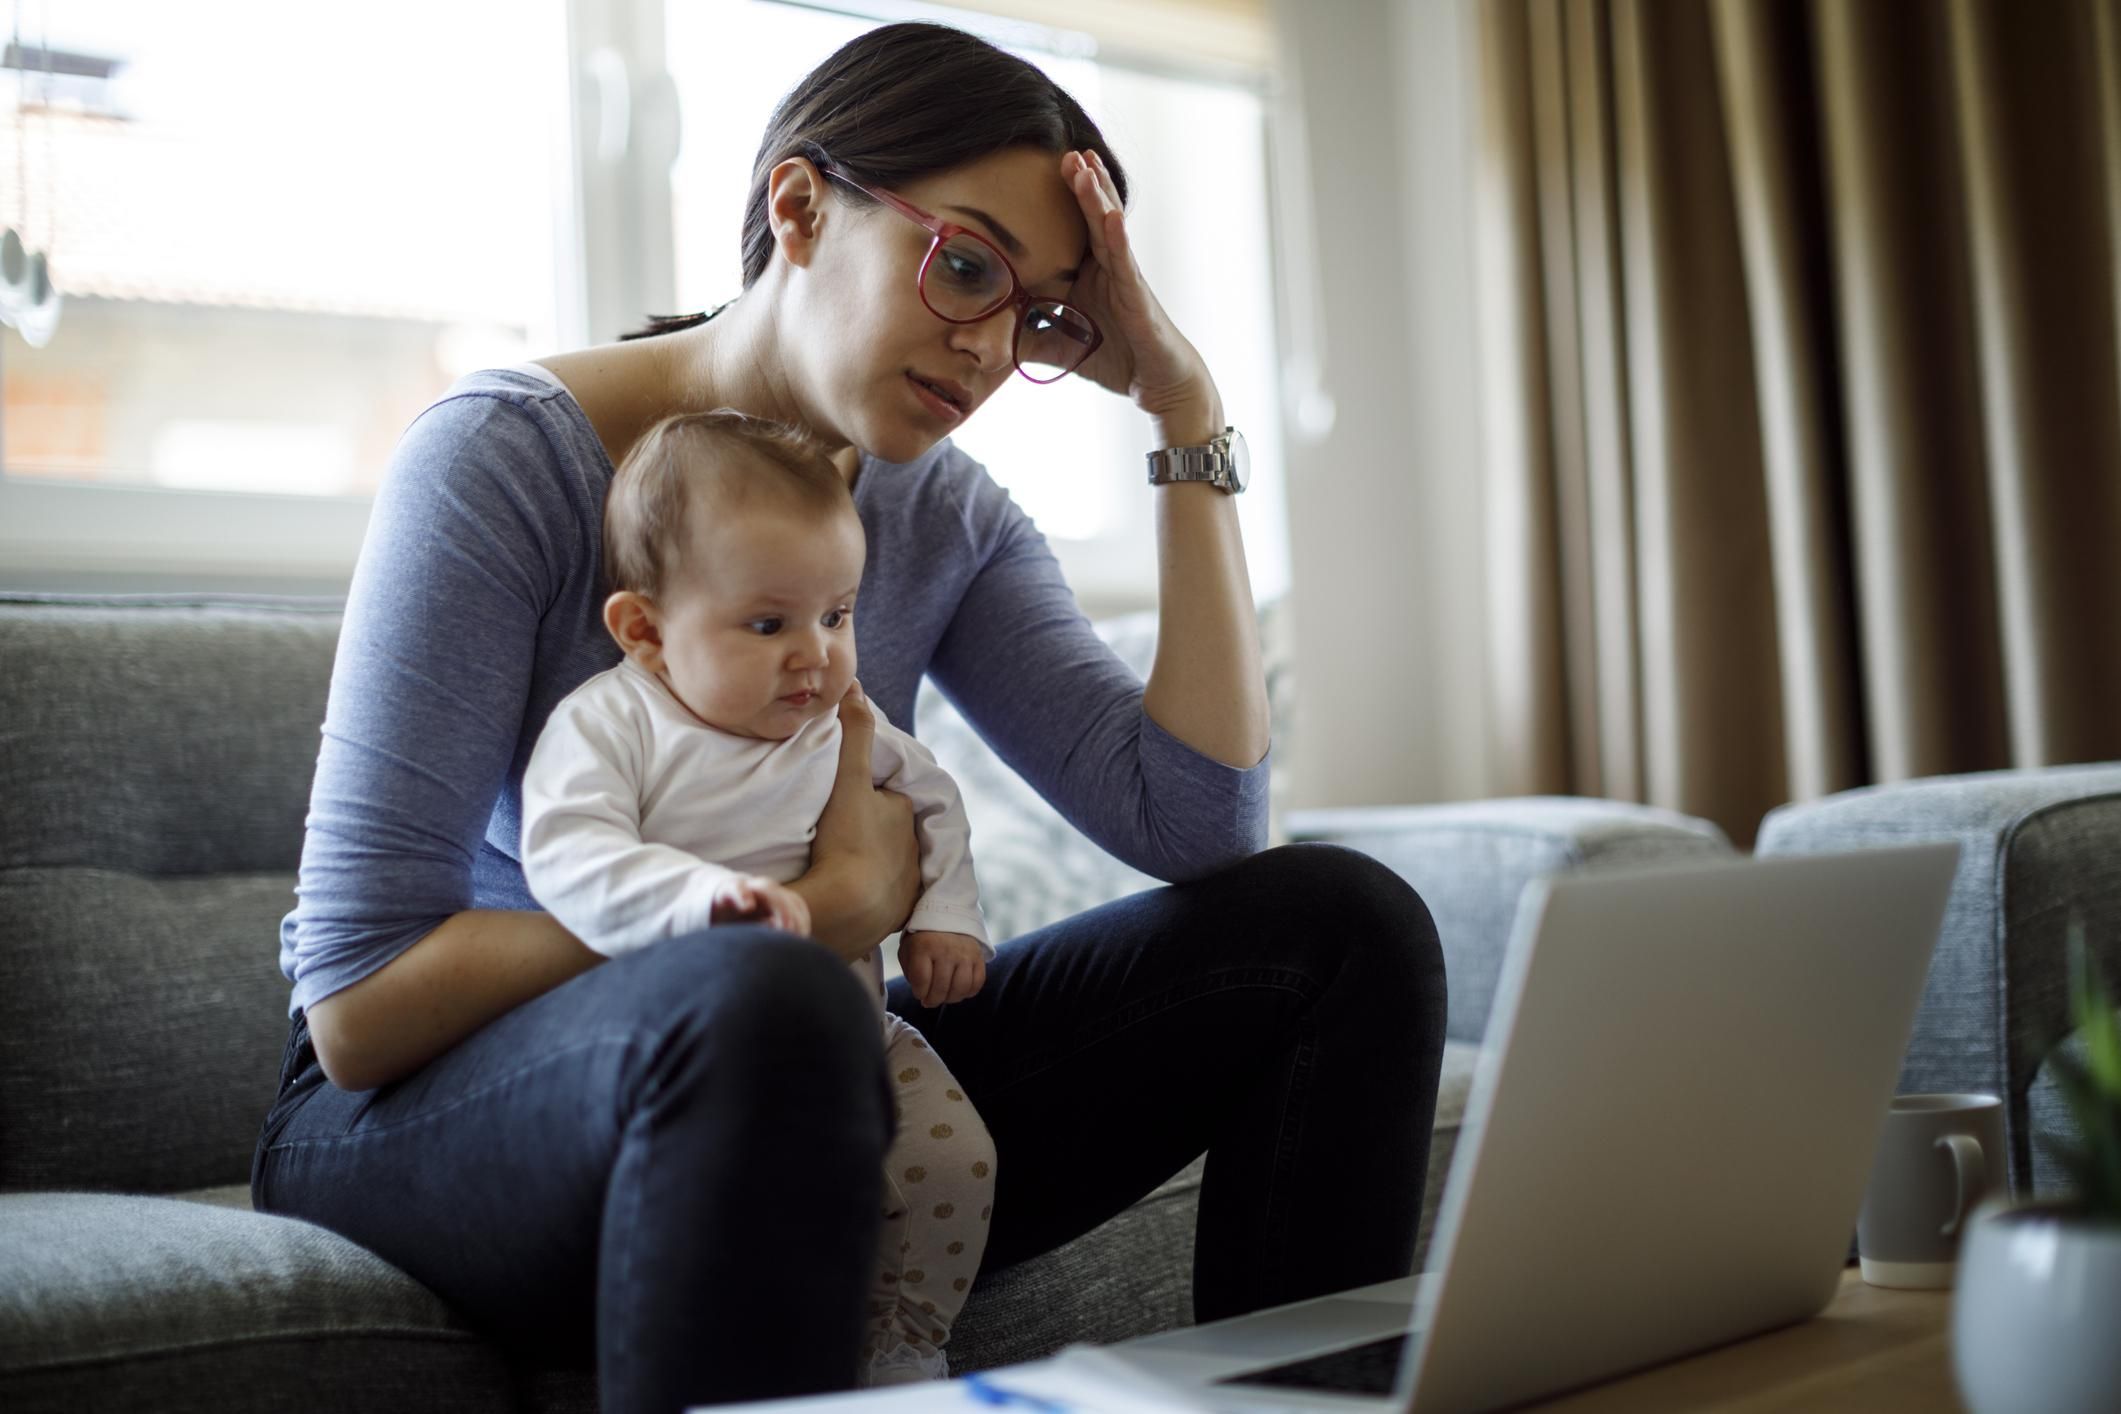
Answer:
[
  {"xmin": 868, "ymin": 709, "xmax": 991, "ymax": 955},
  {"xmin": 521, "ymin": 688, "xmax": 783, "ymax": 956}
]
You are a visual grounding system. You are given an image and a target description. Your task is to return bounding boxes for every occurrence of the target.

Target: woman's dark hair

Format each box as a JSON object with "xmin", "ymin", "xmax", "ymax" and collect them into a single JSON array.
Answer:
[{"xmin": 623, "ymin": 21, "xmax": 1127, "ymax": 341}]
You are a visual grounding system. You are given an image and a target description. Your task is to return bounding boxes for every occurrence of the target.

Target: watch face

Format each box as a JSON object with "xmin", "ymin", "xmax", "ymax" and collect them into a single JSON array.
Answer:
[{"xmin": 1223, "ymin": 428, "xmax": 1251, "ymax": 492}]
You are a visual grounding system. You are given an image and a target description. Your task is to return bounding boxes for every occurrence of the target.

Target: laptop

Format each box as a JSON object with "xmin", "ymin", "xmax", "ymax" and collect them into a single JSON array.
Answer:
[{"xmin": 1101, "ymin": 843, "xmax": 1961, "ymax": 1413}]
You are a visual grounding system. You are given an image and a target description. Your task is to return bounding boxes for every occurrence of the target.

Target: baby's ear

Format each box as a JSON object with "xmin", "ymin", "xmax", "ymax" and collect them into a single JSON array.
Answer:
[{"xmin": 603, "ymin": 590, "xmax": 664, "ymax": 666}]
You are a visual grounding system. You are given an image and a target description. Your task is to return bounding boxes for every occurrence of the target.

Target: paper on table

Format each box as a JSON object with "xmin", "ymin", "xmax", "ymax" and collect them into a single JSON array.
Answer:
[
  {"xmin": 968, "ymin": 1344, "xmax": 1219, "ymax": 1410},
  {"xmin": 686, "ymin": 1382, "xmax": 936, "ymax": 1412},
  {"xmin": 690, "ymin": 1343, "xmax": 1218, "ymax": 1412}
]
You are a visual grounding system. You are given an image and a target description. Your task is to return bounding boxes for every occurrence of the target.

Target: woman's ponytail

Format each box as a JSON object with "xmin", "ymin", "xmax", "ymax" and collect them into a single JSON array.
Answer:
[{"xmin": 620, "ymin": 297, "xmax": 738, "ymax": 342}]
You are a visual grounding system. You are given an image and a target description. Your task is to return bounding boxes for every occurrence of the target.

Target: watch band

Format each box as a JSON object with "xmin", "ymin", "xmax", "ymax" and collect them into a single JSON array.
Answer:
[{"xmin": 1146, "ymin": 428, "xmax": 1244, "ymax": 492}]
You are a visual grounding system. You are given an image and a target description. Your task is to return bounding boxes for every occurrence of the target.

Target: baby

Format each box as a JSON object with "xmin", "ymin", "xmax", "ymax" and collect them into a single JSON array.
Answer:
[{"xmin": 519, "ymin": 409, "xmax": 995, "ymax": 1387}]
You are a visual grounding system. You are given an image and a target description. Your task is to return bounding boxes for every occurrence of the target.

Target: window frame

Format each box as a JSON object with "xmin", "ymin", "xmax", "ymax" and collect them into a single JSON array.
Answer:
[{"xmin": 0, "ymin": 0, "xmax": 1286, "ymax": 601}]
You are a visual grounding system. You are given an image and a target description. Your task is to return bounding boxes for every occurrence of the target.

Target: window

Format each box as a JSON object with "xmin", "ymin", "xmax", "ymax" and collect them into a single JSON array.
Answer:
[
  {"xmin": 1, "ymin": 0, "xmax": 1285, "ymax": 606},
  {"xmin": 665, "ymin": 1, "xmax": 1287, "ymax": 605},
  {"xmin": 1, "ymin": 1, "xmax": 570, "ymax": 498},
  {"xmin": 0, "ymin": 1, "xmax": 573, "ymax": 588}
]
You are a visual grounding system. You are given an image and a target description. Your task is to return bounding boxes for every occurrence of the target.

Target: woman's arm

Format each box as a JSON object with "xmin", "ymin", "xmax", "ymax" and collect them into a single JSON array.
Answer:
[
  {"xmin": 287, "ymin": 388, "xmax": 608, "ymax": 1088},
  {"xmin": 307, "ymin": 911, "xmax": 602, "ymax": 1092},
  {"xmin": 314, "ymin": 741, "xmax": 916, "ymax": 1091},
  {"xmin": 1144, "ymin": 467, "xmax": 1270, "ymax": 772},
  {"xmin": 1060, "ymin": 147, "xmax": 1270, "ymax": 772},
  {"xmin": 311, "ymin": 684, "xmax": 911, "ymax": 1093},
  {"xmin": 313, "ymin": 703, "xmax": 910, "ymax": 1089},
  {"xmin": 927, "ymin": 480, "xmax": 1269, "ymax": 882}
]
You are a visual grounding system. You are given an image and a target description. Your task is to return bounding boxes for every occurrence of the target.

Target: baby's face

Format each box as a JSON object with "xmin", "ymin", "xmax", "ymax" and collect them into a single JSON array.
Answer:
[{"xmin": 653, "ymin": 499, "xmax": 865, "ymax": 740}]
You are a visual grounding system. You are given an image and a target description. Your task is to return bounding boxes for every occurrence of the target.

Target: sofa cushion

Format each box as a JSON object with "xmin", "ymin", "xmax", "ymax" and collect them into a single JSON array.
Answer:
[
  {"xmin": 0, "ymin": 1191, "xmax": 525, "ymax": 1414},
  {"xmin": 0, "ymin": 596, "xmax": 339, "ymax": 877},
  {"xmin": 1287, "ymin": 799, "xmax": 1736, "ymax": 1042},
  {"xmin": 952, "ymin": 1156, "xmax": 1204, "ymax": 1372},
  {"xmin": 0, "ymin": 596, "xmax": 338, "ymax": 1195},
  {"xmin": 0, "ymin": 871, "xmax": 292, "ymax": 1192},
  {"xmin": 1415, "ymin": 1039, "xmax": 1481, "ymax": 1271},
  {"xmin": 0, "ymin": 1159, "xmax": 1210, "ymax": 1414},
  {"xmin": 1757, "ymin": 762, "xmax": 2121, "ymax": 1194}
]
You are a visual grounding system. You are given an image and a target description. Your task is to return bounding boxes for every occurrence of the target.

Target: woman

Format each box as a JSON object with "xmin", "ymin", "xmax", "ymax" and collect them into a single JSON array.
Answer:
[{"xmin": 255, "ymin": 20, "xmax": 1445, "ymax": 1413}]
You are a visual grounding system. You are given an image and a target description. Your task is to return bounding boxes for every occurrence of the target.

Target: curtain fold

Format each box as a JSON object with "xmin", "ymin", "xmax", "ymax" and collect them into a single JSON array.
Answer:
[{"xmin": 1478, "ymin": 0, "xmax": 2121, "ymax": 844}]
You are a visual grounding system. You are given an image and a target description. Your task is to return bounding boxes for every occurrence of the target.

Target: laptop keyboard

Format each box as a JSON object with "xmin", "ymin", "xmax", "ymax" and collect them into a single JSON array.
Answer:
[{"xmin": 1217, "ymin": 1332, "xmax": 1410, "ymax": 1395}]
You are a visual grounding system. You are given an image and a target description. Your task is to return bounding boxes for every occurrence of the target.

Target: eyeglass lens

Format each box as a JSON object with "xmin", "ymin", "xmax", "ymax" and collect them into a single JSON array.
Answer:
[
  {"xmin": 1015, "ymin": 305, "xmax": 1097, "ymax": 383},
  {"xmin": 922, "ymin": 233, "xmax": 1097, "ymax": 381},
  {"xmin": 923, "ymin": 234, "xmax": 1012, "ymax": 317}
]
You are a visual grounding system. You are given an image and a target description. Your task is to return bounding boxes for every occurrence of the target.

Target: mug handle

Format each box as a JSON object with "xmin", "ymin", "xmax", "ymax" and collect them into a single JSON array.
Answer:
[{"xmin": 1935, "ymin": 1133, "xmax": 1987, "ymax": 1238}]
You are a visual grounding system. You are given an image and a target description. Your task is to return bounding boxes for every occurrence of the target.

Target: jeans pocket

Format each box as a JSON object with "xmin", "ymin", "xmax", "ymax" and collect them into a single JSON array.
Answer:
[
  {"xmin": 249, "ymin": 1128, "xmax": 277, "ymax": 1212},
  {"xmin": 277, "ymin": 1009, "xmax": 317, "ymax": 1093},
  {"xmin": 252, "ymin": 1012, "xmax": 320, "ymax": 1209}
]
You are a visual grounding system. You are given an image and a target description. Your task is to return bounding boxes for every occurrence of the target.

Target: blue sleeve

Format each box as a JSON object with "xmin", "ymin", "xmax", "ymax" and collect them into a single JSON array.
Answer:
[
  {"xmin": 279, "ymin": 392, "xmax": 582, "ymax": 1015},
  {"xmin": 925, "ymin": 479, "xmax": 1269, "ymax": 883}
]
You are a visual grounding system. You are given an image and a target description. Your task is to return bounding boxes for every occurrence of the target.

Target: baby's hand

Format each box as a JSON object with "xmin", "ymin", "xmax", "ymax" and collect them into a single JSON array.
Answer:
[
  {"xmin": 899, "ymin": 930, "xmax": 986, "ymax": 1008},
  {"xmin": 709, "ymin": 874, "xmax": 811, "ymax": 936}
]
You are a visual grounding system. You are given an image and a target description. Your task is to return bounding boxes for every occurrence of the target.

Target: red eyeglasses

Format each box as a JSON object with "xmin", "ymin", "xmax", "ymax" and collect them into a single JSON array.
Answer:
[{"xmin": 820, "ymin": 164, "xmax": 1103, "ymax": 385}]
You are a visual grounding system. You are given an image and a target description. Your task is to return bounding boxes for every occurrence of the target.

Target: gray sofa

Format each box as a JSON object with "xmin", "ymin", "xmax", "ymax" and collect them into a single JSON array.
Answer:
[
  {"xmin": 5, "ymin": 592, "xmax": 2111, "ymax": 1411},
  {"xmin": 1755, "ymin": 763, "xmax": 2121, "ymax": 1200},
  {"xmin": 0, "ymin": 594, "xmax": 1726, "ymax": 1413},
  {"xmin": 1295, "ymin": 767, "xmax": 2121, "ymax": 1216}
]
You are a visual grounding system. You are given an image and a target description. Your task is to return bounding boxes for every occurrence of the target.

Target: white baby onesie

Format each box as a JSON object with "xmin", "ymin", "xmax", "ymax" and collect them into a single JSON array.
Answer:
[{"xmin": 519, "ymin": 658, "xmax": 991, "ymax": 999}]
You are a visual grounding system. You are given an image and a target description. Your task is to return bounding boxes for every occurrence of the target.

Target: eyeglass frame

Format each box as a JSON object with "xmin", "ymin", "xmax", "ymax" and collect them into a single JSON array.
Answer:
[{"xmin": 817, "ymin": 162, "xmax": 1104, "ymax": 385}]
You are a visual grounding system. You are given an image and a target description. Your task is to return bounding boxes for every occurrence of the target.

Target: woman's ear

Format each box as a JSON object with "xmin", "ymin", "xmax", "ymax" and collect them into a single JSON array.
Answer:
[
  {"xmin": 765, "ymin": 157, "xmax": 830, "ymax": 270},
  {"xmin": 604, "ymin": 590, "xmax": 666, "ymax": 670}
]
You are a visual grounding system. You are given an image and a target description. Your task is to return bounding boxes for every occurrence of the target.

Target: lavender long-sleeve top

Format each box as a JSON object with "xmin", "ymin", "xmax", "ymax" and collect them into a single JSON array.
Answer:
[{"xmin": 279, "ymin": 366, "xmax": 1270, "ymax": 1016}]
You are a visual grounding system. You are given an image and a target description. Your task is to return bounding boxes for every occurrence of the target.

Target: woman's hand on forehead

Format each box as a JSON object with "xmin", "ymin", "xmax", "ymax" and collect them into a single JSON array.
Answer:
[{"xmin": 1057, "ymin": 150, "xmax": 1218, "ymax": 435}]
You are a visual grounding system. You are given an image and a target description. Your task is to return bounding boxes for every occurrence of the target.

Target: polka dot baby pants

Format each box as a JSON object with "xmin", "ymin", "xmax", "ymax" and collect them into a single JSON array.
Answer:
[{"xmin": 868, "ymin": 1009, "xmax": 996, "ymax": 1376}]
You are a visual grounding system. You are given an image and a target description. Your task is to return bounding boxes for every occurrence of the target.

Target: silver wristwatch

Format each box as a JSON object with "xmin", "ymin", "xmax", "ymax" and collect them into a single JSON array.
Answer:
[{"xmin": 1146, "ymin": 426, "xmax": 1249, "ymax": 493}]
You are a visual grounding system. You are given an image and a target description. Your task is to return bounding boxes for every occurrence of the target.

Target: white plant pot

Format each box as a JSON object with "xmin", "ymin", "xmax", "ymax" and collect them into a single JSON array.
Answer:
[{"xmin": 1953, "ymin": 1200, "xmax": 2121, "ymax": 1414}]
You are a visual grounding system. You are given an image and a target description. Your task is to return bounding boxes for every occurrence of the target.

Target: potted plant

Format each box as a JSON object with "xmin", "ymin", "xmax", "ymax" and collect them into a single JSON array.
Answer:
[{"xmin": 1953, "ymin": 919, "xmax": 2121, "ymax": 1414}]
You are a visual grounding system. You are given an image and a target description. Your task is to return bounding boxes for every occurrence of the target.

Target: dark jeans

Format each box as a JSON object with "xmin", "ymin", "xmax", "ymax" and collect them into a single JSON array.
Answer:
[{"xmin": 253, "ymin": 843, "xmax": 1445, "ymax": 1413}]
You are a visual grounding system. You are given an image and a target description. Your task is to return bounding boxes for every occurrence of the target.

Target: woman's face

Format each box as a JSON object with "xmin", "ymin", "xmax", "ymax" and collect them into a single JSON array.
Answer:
[{"xmin": 788, "ymin": 146, "xmax": 1091, "ymax": 464}]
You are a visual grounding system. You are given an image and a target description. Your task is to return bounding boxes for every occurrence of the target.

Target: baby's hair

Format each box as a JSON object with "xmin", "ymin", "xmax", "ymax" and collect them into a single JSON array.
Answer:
[{"xmin": 602, "ymin": 409, "xmax": 854, "ymax": 601}]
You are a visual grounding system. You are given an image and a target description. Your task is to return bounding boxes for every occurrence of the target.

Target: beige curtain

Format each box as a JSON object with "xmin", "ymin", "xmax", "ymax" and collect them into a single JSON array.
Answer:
[{"xmin": 1476, "ymin": 0, "xmax": 2121, "ymax": 845}]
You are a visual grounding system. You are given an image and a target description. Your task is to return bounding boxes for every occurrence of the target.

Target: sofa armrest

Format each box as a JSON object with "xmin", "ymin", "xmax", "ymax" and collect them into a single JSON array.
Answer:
[
  {"xmin": 1756, "ymin": 762, "xmax": 2121, "ymax": 1199},
  {"xmin": 1287, "ymin": 798, "xmax": 1734, "ymax": 1043}
]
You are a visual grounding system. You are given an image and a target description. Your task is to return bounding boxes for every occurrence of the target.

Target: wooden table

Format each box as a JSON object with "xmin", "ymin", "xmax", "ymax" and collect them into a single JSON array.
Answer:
[{"xmin": 1528, "ymin": 1269, "xmax": 1960, "ymax": 1411}]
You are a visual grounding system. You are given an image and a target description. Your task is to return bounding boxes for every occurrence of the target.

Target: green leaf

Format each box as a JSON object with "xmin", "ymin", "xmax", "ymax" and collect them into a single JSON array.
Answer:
[
  {"xmin": 2048, "ymin": 1052, "xmax": 2103, "ymax": 1167},
  {"xmin": 2034, "ymin": 918, "xmax": 2121, "ymax": 1219},
  {"xmin": 2067, "ymin": 921, "xmax": 2121, "ymax": 1093}
]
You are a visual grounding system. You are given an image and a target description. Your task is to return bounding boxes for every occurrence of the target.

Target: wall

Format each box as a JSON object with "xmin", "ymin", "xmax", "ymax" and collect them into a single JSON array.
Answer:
[{"xmin": 1271, "ymin": 0, "xmax": 1495, "ymax": 809}]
